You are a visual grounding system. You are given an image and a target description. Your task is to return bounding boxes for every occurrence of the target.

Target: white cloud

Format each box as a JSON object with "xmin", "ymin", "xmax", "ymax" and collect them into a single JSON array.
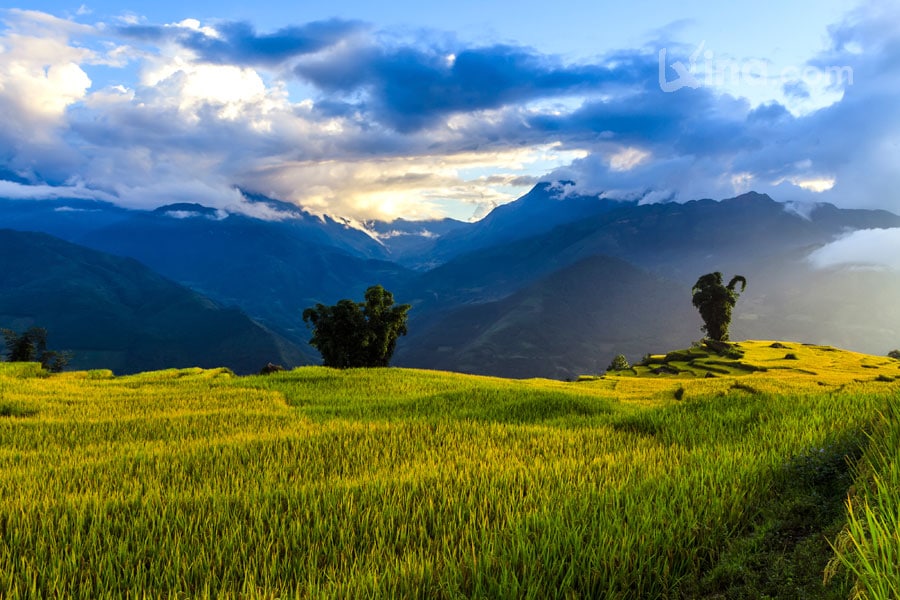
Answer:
[
  {"xmin": 786, "ymin": 175, "xmax": 835, "ymax": 193},
  {"xmin": 808, "ymin": 228, "xmax": 900, "ymax": 271},
  {"xmin": 0, "ymin": 14, "xmax": 93, "ymax": 121},
  {"xmin": 241, "ymin": 144, "xmax": 574, "ymax": 221},
  {"xmin": 608, "ymin": 147, "xmax": 650, "ymax": 172},
  {"xmin": 0, "ymin": 179, "xmax": 112, "ymax": 201}
]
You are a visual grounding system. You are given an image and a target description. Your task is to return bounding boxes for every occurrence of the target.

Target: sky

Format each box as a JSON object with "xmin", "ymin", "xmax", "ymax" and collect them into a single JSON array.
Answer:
[{"xmin": 0, "ymin": 0, "xmax": 898, "ymax": 227}]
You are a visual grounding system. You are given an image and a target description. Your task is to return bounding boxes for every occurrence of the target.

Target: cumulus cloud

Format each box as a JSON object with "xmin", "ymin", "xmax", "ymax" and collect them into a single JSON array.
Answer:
[{"xmin": 808, "ymin": 228, "xmax": 900, "ymax": 271}]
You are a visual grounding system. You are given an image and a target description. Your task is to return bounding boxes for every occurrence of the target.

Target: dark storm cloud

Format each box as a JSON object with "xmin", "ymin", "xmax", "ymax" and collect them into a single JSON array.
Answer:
[
  {"xmin": 118, "ymin": 19, "xmax": 364, "ymax": 66},
  {"xmin": 294, "ymin": 42, "xmax": 643, "ymax": 132},
  {"xmin": 520, "ymin": 51, "xmax": 757, "ymax": 159}
]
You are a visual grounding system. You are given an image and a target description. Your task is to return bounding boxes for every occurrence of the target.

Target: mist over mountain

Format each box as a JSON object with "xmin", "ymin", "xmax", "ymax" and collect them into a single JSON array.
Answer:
[{"xmin": 2, "ymin": 184, "xmax": 899, "ymax": 377}]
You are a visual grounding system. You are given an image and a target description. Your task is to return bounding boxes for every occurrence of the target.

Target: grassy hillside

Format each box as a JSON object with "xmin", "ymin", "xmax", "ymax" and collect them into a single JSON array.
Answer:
[{"xmin": 0, "ymin": 341, "xmax": 897, "ymax": 598}]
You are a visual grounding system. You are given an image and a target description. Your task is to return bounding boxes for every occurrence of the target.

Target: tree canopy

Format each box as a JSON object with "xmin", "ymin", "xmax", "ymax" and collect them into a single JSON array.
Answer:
[
  {"xmin": 607, "ymin": 354, "xmax": 630, "ymax": 372},
  {"xmin": 302, "ymin": 285, "xmax": 411, "ymax": 368},
  {"xmin": 2, "ymin": 327, "xmax": 71, "ymax": 372},
  {"xmin": 691, "ymin": 273, "xmax": 747, "ymax": 342}
]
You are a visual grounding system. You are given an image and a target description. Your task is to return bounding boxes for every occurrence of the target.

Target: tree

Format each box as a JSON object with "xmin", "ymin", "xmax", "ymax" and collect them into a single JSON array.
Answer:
[
  {"xmin": 691, "ymin": 272, "xmax": 747, "ymax": 342},
  {"xmin": 1, "ymin": 327, "xmax": 71, "ymax": 372},
  {"xmin": 302, "ymin": 285, "xmax": 411, "ymax": 368},
  {"xmin": 607, "ymin": 354, "xmax": 630, "ymax": 372}
]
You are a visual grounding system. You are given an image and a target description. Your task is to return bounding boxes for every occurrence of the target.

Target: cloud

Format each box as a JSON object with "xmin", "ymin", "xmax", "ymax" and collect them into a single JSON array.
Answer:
[
  {"xmin": 0, "ymin": 179, "xmax": 113, "ymax": 201},
  {"xmin": 118, "ymin": 18, "xmax": 364, "ymax": 67},
  {"xmin": 539, "ymin": 6, "xmax": 900, "ymax": 214},
  {"xmin": 294, "ymin": 42, "xmax": 629, "ymax": 132},
  {"xmin": 783, "ymin": 80, "xmax": 810, "ymax": 99},
  {"xmin": 0, "ymin": 10, "xmax": 94, "ymax": 122},
  {"xmin": 808, "ymin": 228, "xmax": 900, "ymax": 271},
  {"xmin": 240, "ymin": 144, "xmax": 577, "ymax": 221},
  {"xmin": 2, "ymin": 5, "xmax": 900, "ymax": 223}
]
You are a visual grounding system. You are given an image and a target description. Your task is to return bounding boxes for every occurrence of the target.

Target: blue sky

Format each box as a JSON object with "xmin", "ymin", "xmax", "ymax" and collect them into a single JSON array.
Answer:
[{"xmin": 0, "ymin": 0, "xmax": 897, "ymax": 225}]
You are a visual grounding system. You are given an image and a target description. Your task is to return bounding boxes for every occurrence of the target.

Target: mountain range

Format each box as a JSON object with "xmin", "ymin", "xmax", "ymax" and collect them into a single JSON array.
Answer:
[
  {"xmin": 0, "ymin": 229, "xmax": 301, "ymax": 373},
  {"xmin": 2, "ymin": 183, "xmax": 899, "ymax": 378}
]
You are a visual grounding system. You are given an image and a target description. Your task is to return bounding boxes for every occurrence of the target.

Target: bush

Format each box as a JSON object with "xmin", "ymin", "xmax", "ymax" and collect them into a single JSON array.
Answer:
[
  {"xmin": 888, "ymin": 349, "xmax": 900, "ymax": 360},
  {"xmin": 259, "ymin": 363, "xmax": 285, "ymax": 375}
]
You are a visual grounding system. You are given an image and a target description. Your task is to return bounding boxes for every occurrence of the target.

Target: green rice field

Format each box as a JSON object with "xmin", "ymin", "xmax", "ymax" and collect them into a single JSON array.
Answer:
[{"xmin": 0, "ymin": 340, "xmax": 897, "ymax": 598}]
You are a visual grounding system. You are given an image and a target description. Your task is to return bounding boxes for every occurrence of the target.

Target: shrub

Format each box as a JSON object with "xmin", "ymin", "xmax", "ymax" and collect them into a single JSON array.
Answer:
[{"xmin": 259, "ymin": 363, "xmax": 285, "ymax": 375}]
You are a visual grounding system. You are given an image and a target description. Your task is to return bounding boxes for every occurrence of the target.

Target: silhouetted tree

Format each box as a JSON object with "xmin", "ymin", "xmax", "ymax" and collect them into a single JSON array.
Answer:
[
  {"xmin": 2, "ymin": 327, "xmax": 71, "ymax": 372},
  {"xmin": 302, "ymin": 285, "xmax": 411, "ymax": 368},
  {"xmin": 691, "ymin": 272, "xmax": 747, "ymax": 342}
]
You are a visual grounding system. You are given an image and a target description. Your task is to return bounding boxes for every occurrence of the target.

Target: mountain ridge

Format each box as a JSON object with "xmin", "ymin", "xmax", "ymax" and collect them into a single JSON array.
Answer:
[{"xmin": 2, "ymin": 183, "xmax": 900, "ymax": 377}]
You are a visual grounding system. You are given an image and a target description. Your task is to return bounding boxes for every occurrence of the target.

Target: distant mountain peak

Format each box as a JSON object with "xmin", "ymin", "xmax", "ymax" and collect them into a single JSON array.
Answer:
[
  {"xmin": 722, "ymin": 191, "xmax": 776, "ymax": 204},
  {"xmin": 541, "ymin": 180, "xmax": 579, "ymax": 198}
]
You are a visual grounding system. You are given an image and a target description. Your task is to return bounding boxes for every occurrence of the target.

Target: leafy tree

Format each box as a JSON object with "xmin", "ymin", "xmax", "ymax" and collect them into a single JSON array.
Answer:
[
  {"xmin": 302, "ymin": 285, "xmax": 411, "ymax": 368},
  {"xmin": 691, "ymin": 272, "xmax": 747, "ymax": 342},
  {"xmin": 1, "ymin": 327, "xmax": 71, "ymax": 372},
  {"xmin": 607, "ymin": 354, "xmax": 630, "ymax": 372},
  {"xmin": 361, "ymin": 285, "xmax": 411, "ymax": 367}
]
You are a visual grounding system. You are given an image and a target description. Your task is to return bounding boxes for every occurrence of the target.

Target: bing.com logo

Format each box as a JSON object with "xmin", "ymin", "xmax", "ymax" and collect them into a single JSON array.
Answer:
[{"xmin": 658, "ymin": 41, "xmax": 854, "ymax": 93}]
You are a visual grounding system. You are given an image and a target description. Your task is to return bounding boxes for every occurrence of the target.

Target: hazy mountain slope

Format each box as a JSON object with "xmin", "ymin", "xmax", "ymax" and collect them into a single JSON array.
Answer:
[
  {"xmin": 0, "ymin": 229, "xmax": 303, "ymax": 374},
  {"xmin": 395, "ymin": 191, "xmax": 900, "ymax": 375},
  {"xmin": 398, "ymin": 255, "xmax": 697, "ymax": 379},
  {"xmin": 552, "ymin": 192, "xmax": 900, "ymax": 280},
  {"xmin": 366, "ymin": 217, "xmax": 469, "ymax": 266},
  {"xmin": 0, "ymin": 194, "xmax": 411, "ymax": 353},
  {"xmin": 425, "ymin": 182, "xmax": 631, "ymax": 264},
  {"xmin": 236, "ymin": 192, "xmax": 390, "ymax": 259},
  {"xmin": 726, "ymin": 253, "xmax": 900, "ymax": 355},
  {"xmin": 75, "ymin": 211, "xmax": 410, "ymax": 345},
  {"xmin": 403, "ymin": 191, "xmax": 900, "ymax": 310},
  {"xmin": 3, "ymin": 187, "xmax": 899, "ymax": 376},
  {"xmin": 0, "ymin": 197, "xmax": 133, "ymax": 240}
]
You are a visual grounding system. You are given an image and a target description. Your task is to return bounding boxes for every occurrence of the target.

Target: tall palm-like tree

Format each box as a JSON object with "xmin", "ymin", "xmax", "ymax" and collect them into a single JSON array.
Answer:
[{"xmin": 691, "ymin": 273, "xmax": 747, "ymax": 341}]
